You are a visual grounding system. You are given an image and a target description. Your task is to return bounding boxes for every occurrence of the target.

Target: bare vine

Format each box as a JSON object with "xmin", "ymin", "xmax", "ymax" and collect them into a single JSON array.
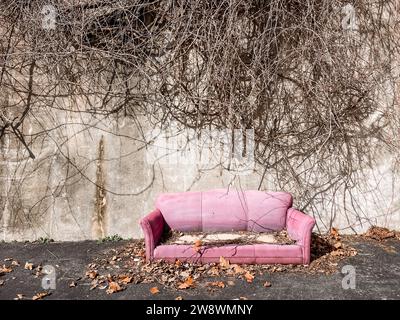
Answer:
[{"xmin": 0, "ymin": 0, "xmax": 399, "ymax": 233}]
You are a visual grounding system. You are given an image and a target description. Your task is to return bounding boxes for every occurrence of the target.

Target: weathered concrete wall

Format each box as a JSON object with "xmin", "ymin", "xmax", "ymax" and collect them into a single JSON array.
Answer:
[
  {"xmin": 1, "ymin": 1, "xmax": 399, "ymax": 241},
  {"xmin": 1, "ymin": 103, "xmax": 400, "ymax": 241}
]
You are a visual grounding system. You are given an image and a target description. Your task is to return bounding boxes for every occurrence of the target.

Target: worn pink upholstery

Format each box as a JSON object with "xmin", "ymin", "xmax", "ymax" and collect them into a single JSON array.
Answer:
[
  {"xmin": 139, "ymin": 208, "xmax": 165, "ymax": 261},
  {"xmin": 140, "ymin": 189, "xmax": 315, "ymax": 265},
  {"xmin": 154, "ymin": 244, "xmax": 303, "ymax": 264},
  {"xmin": 286, "ymin": 207, "xmax": 315, "ymax": 264}
]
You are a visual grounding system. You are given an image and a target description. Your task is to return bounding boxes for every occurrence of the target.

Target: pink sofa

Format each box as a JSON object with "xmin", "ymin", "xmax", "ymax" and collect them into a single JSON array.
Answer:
[{"xmin": 140, "ymin": 189, "xmax": 315, "ymax": 265}]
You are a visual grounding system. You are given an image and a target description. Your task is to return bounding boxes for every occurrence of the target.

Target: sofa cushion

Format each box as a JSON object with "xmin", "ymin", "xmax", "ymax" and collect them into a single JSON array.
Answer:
[
  {"xmin": 200, "ymin": 189, "xmax": 248, "ymax": 231},
  {"xmin": 246, "ymin": 190, "xmax": 292, "ymax": 232},
  {"xmin": 155, "ymin": 191, "xmax": 203, "ymax": 231},
  {"xmin": 155, "ymin": 189, "xmax": 292, "ymax": 232}
]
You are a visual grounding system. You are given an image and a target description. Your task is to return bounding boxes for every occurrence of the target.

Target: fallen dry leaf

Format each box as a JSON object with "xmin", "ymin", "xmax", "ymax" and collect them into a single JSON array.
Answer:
[
  {"xmin": 106, "ymin": 281, "xmax": 122, "ymax": 294},
  {"xmin": 232, "ymin": 264, "xmax": 245, "ymax": 274},
  {"xmin": 207, "ymin": 281, "xmax": 225, "ymax": 288},
  {"xmin": 208, "ymin": 266, "xmax": 220, "ymax": 276},
  {"xmin": 179, "ymin": 271, "xmax": 190, "ymax": 279},
  {"xmin": 330, "ymin": 249, "xmax": 345, "ymax": 256},
  {"xmin": 32, "ymin": 292, "xmax": 50, "ymax": 300},
  {"xmin": 24, "ymin": 262, "xmax": 33, "ymax": 270},
  {"xmin": 178, "ymin": 276, "xmax": 195, "ymax": 289},
  {"xmin": 219, "ymin": 256, "xmax": 230, "ymax": 268},
  {"xmin": 33, "ymin": 265, "xmax": 42, "ymax": 273},
  {"xmin": 0, "ymin": 280, "xmax": 4, "ymax": 286},
  {"xmin": 350, "ymin": 249, "xmax": 358, "ymax": 256},
  {"xmin": 4, "ymin": 258, "xmax": 12, "ymax": 262},
  {"xmin": 15, "ymin": 294, "xmax": 24, "ymax": 300},
  {"xmin": 175, "ymin": 259, "xmax": 182, "ymax": 267},
  {"xmin": 330, "ymin": 227, "xmax": 340, "ymax": 240},
  {"xmin": 69, "ymin": 281, "xmax": 77, "ymax": 288},
  {"xmin": 333, "ymin": 242, "xmax": 342, "ymax": 249},
  {"xmin": 263, "ymin": 281, "xmax": 272, "ymax": 287},
  {"xmin": 0, "ymin": 265, "xmax": 12, "ymax": 273},
  {"xmin": 193, "ymin": 239, "xmax": 202, "ymax": 252},
  {"xmin": 383, "ymin": 246, "xmax": 397, "ymax": 254},
  {"xmin": 239, "ymin": 296, "xmax": 248, "ymax": 300},
  {"xmin": 227, "ymin": 280, "xmax": 235, "ymax": 286},
  {"xmin": 86, "ymin": 270, "xmax": 98, "ymax": 279},
  {"xmin": 175, "ymin": 296, "xmax": 183, "ymax": 300},
  {"xmin": 11, "ymin": 260, "xmax": 20, "ymax": 266},
  {"xmin": 137, "ymin": 250, "xmax": 146, "ymax": 257},
  {"xmin": 150, "ymin": 287, "xmax": 160, "ymax": 294},
  {"xmin": 119, "ymin": 275, "xmax": 133, "ymax": 284},
  {"xmin": 244, "ymin": 272, "xmax": 254, "ymax": 283}
]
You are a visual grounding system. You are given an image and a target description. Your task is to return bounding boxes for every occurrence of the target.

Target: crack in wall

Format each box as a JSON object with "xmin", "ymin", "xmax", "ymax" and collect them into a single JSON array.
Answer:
[{"xmin": 92, "ymin": 135, "xmax": 107, "ymax": 239}]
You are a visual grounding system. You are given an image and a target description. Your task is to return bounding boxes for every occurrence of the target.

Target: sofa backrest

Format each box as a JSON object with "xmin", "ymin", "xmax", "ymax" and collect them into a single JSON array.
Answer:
[{"xmin": 155, "ymin": 189, "xmax": 292, "ymax": 232}]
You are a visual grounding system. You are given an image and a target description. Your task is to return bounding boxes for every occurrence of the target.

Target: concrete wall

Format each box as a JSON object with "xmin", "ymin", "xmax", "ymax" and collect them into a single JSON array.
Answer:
[
  {"xmin": 1, "ymin": 103, "xmax": 399, "ymax": 241},
  {"xmin": 1, "ymin": 1, "xmax": 399, "ymax": 241}
]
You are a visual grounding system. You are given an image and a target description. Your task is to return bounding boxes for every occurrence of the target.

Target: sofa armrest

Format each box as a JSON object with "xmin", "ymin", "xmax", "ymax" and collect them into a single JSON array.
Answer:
[
  {"xmin": 286, "ymin": 208, "xmax": 315, "ymax": 264},
  {"xmin": 140, "ymin": 208, "xmax": 165, "ymax": 261}
]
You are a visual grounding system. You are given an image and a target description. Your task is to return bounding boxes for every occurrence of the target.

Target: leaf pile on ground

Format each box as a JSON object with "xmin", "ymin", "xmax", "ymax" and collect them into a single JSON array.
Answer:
[
  {"xmin": 0, "ymin": 260, "xmax": 43, "ymax": 278},
  {"xmin": 363, "ymin": 226, "xmax": 400, "ymax": 241},
  {"xmin": 84, "ymin": 228, "xmax": 360, "ymax": 293},
  {"xmin": 0, "ymin": 260, "xmax": 47, "ymax": 299}
]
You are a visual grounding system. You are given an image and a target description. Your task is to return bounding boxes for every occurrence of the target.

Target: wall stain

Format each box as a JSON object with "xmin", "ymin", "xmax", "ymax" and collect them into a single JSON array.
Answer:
[{"xmin": 92, "ymin": 136, "xmax": 107, "ymax": 239}]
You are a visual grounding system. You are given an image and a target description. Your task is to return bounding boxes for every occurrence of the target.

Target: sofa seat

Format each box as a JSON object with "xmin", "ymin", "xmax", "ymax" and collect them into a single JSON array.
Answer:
[{"xmin": 154, "ymin": 243, "xmax": 303, "ymax": 264}]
